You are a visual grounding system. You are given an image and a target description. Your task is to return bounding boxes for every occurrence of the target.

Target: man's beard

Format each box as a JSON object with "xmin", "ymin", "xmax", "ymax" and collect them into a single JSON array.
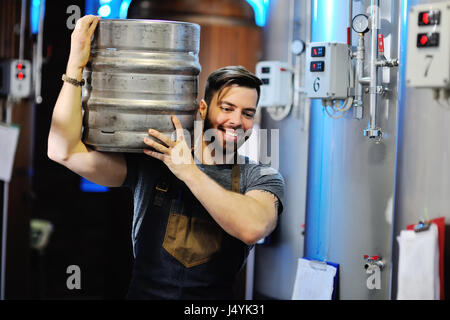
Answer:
[{"xmin": 203, "ymin": 116, "xmax": 242, "ymax": 155}]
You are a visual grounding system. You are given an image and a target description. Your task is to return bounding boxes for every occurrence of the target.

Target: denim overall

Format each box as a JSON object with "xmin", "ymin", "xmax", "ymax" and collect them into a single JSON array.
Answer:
[{"xmin": 126, "ymin": 163, "xmax": 250, "ymax": 299}]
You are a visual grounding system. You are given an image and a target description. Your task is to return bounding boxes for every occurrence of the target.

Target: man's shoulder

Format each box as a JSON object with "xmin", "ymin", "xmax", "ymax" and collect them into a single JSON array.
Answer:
[{"xmin": 240, "ymin": 160, "xmax": 282, "ymax": 178}]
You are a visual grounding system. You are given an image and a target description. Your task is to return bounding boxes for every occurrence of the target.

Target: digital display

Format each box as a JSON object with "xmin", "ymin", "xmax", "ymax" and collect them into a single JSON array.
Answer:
[
  {"xmin": 261, "ymin": 67, "xmax": 271, "ymax": 74},
  {"xmin": 310, "ymin": 61, "xmax": 325, "ymax": 72},
  {"xmin": 418, "ymin": 10, "xmax": 440, "ymax": 26},
  {"xmin": 262, "ymin": 78, "xmax": 270, "ymax": 85},
  {"xmin": 311, "ymin": 46, "xmax": 326, "ymax": 57},
  {"xmin": 417, "ymin": 32, "xmax": 440, "ymax": 48}
]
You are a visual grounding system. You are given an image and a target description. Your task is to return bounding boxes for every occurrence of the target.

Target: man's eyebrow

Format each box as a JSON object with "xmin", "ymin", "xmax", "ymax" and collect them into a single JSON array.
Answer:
[{"xmin": 220, "ymin": 100, "xmax": 237, "ymax": 107}]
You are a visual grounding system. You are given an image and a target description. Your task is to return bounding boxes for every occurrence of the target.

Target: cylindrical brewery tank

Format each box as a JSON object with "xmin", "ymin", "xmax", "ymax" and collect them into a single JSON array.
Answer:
[{"xmin": 82, "ymin": 19, "xmax": 201, "ymax": 153}]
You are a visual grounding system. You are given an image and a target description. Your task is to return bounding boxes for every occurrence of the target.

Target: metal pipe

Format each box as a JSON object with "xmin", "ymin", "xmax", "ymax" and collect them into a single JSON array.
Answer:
[
  {"xmin": 1, "ymin": 97, "xmax": 13, "ymax": 300},
  {"xmin": 348, "ymin": 0, "xmax": 353, "ymax": 48},
  {"xmin": 287, "ymin": 0, "xmax": 295, "ymax": 66},
  {"xmin": 351, "ymin": 33, "xmax": 365, "ymax": 120},
  {"xmin": 302, "ymin": 0, "xmax": 312, "ymax": 132},
  {"xmin": 245, "ymin": 247, "xmax": 255, "ymax": 300},
  {"xmin": 19, "ymin": 0, "xmax": 27, "ymax": 61},
  {"xmin": 366, "ymin": 0, "xmax": 381, "ymax": 138},
  {"xmin": 355, "ymin": 35, "xmax": 365, "ymax": 101},
  {"xmin": 35, "ymin": 0, "xmax": 45, "ymax": 104},
  {"xmin": 1, "ymin": 181, "xmax": 9, "ymax": 300}
]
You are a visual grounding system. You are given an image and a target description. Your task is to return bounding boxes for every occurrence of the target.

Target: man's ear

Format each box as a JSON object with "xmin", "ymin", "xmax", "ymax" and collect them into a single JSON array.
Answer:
[{"xmin": 199, "ymin": 99, "xmax": 208, "ymax": 120}]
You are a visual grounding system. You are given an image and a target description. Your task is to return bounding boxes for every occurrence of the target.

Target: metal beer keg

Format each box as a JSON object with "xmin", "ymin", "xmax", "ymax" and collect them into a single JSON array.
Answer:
[{"xmin": 81, "ymin": 19, "xmax": 201, "ymax": 152}]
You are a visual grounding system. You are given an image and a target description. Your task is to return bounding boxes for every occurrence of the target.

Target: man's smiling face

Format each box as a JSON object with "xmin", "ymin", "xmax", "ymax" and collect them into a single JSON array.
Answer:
[{"xmin": 202, "ymin": 85, "xmax": 258, "ymax": 154}]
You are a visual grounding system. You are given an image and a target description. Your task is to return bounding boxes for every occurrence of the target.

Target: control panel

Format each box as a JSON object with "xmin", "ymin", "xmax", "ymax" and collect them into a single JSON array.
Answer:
[
  {"xmin": 0, "ymin": 59, "xmax": 32, "ymax": 98},
  {"xmin": 256, "ymin": 61, "xmax": 292, "ymax": 108},
  {"xmin": 305, "ymin": 42, "xmax": 350, "ymax": 100},
  {"xmin": 406, "ymin": 2, "xmax": 450, "ymax": 88}
]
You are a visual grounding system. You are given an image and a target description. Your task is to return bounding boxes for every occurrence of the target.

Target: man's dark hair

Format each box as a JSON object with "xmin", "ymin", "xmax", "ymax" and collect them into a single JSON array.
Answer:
[{"xmin": 203, "ymin": 66, "xmax": 263, "ymax": 107}]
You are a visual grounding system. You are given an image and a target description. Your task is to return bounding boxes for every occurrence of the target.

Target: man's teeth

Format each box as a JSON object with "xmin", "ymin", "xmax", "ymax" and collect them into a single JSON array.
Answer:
[{"xmin": 225, "ymin": 130, "xmax": 237, "ymax": 137}]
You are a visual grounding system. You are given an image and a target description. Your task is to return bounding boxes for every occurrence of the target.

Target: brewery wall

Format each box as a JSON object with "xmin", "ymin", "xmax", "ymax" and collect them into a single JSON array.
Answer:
[
  {"xmin": 1, "ymin": 0, "xmax": 265, "ymax": 300},
  {"xmin": 1, "ymin": 0, "xmax": 450, "ymax": 301},
  {"xmin": 255, "ymin": 0, "xmax": 398, "ymax": 300},
  {"xmin": 257, "ymin": 0, "xmax": 450, "ymax": 300},
  {"xmin": 303, "ymin": 0, "xmax": 399, "ymax": 300},
  {"xmin": 392, "ymin": 0, "xmax": 450, "ymax": 299},
  {"xmin": 253, "ymin": 0, "xmax": 310, "ymax": 300}
]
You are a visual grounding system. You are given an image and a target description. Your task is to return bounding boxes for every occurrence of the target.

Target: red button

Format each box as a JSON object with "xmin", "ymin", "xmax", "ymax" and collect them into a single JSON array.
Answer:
[
  {"xmin": 17, "ymin": 72, "xmax": 24, "ymax": 80},
  {"xmin": 420, "ymin": 35, "xmax": 428, "ymax": 46},
  {"xmin": 422, "ymin": 13, "xmax": 430, "ymax": 25},
  {"xmin": 17, "ymin": 63, "xmax": 23, "ymax": 70}
]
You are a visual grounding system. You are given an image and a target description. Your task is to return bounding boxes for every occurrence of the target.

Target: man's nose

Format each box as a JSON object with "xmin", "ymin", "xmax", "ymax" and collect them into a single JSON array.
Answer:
[{"xmin": 229, "ymin": 110, "xmax": 242, "ymax": 127}]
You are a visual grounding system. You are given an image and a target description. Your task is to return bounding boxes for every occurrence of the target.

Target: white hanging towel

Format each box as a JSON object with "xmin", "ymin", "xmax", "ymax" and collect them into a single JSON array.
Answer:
[
  {"xmin": 292, "ymin": 258, "xmax": 337, "ymax": 300},
  {"xmin": 397, "ymin": 223, "xmax": 440, "ymax": 300},
  {"xmin": 0, "ymin": 123, "xmax": 20, "ymax": 182}
]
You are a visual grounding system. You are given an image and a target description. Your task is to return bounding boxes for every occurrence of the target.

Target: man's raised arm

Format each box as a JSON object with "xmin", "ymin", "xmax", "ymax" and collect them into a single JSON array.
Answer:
[{"xmin": 47, "ymin": 15, "xmax": 126, "ymax": 187}]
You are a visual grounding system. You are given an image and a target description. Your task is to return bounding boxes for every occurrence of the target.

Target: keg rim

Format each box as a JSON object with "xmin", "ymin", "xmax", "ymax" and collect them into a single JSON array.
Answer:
[{"xmin": 98, "ymin": 18, "xmax": 200, "ymax": 29}]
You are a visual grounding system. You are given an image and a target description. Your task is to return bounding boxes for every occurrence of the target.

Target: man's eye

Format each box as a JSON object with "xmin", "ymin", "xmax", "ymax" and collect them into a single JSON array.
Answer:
[
  {"xmin": 221, "ymin": 106, "xmax": 233, "ymax": 112},
  {"xmin": 244, "ymin": 112, "xmax": 255, "ymax": 118}
]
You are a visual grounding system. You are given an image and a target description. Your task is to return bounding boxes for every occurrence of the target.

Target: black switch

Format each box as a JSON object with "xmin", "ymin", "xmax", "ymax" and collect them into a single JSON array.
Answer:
[
  {"xmin": 262, "ymin": 78, "xmax": 270, "ymax": 85},
  {"xmin": 310, "ymin": 61, "xmax": 325, "ymax": 72},
  {"xmin": 311, "ymin": 46, "xmax": 326, "ymax": 57},
  {"xmin": 417, "ymin": 32, "xmax": 440, "ymax": 48},
  {"xmin": 418, "ymin": 10, "xmax": 441, "ymax": 26}
]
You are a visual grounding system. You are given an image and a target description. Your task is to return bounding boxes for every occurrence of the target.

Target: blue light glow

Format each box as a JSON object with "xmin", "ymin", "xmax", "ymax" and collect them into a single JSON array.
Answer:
[
  {"xmin": 314, "ymin": 0, "xmax": 318, "ymax": 22},
  {"xmin": 98, "ymin": 4, "xmax": 111, "ymax": 17},
  {"xmin": 246, "ymin": 0, "xmax": 269, "ymax": 27},
  {"xmin": 86, "ymin": 0, "xmax": 124, "ymax": 18},
  {"xmin": 30, "ymin": 0, "xmax": 43, "ymax": 34},
  {"xmin": 306, "ymin": 0, "xmax": 349, "ymax": 262},
  {"xmin": 119, "ymin": 0, "xmax": 132, "ymax": 19},
  {"xmin": 80, "ymin": 178, "xmax": 109, "ymax": 192},
  {"xmin": 87, "ymin": 1, "xmax": 264, "ymax": 22},
  {"xmin": 325, "ymin": 0, "xmax": 335, "ymax": 41}
]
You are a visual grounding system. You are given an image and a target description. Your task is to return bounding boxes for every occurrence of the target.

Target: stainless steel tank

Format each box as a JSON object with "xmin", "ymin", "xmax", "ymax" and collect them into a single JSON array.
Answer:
[
  {"xmin": 392, "ymin": 0, "xmax": 450, "ymax": 299},
  {"xmin": 255, "ymin": 0, "xmax": 400, "ymax": 300},
  {"xmin": 81, "ymin": 19, "xmax": 201, "ymax": 153}
]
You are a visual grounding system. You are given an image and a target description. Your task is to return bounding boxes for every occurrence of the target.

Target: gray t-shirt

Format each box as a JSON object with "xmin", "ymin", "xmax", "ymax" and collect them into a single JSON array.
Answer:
[{"xmin": 122, "ymin": 153, "xmax": 285, "ymax": 256}]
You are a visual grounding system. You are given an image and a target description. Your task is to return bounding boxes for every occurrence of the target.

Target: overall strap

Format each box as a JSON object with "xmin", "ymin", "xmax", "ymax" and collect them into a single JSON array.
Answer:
[{"xmin": 231, "ymin": 164, "xmax": 241, "ymax": 194}]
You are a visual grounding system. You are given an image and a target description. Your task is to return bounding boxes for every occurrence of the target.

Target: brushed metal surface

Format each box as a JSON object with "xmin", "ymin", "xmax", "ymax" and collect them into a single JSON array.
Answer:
[
  {"xmin": 392, "ymin": 0, "xmax": 450, "ymax": 299},
  {"xmin": 82, "ymin": 19, "xmax": 201, "ymax": 152},
  {"xmin": 303, "ymin": 0, "xmax": 400, "ymax": 300},
  {"xmin": 254, "ymin": 0, "xmax": 311, "ymax": 300}
]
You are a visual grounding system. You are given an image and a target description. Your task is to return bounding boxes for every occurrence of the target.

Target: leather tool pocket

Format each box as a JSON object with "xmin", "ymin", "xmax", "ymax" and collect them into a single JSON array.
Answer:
[{"xmin": 163, "ymin": 212, "xmax": 223, "ymax": 268}]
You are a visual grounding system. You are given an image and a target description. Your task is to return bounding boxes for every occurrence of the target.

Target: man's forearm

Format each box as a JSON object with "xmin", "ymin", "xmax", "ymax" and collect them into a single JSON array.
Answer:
[
  {"xmin": 48, "ymin": 65, "xmax": 84, "ymax": 160},
  {"xmin": 184, "ymin": 166, "xmax": 274, "ymax": 245}
]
